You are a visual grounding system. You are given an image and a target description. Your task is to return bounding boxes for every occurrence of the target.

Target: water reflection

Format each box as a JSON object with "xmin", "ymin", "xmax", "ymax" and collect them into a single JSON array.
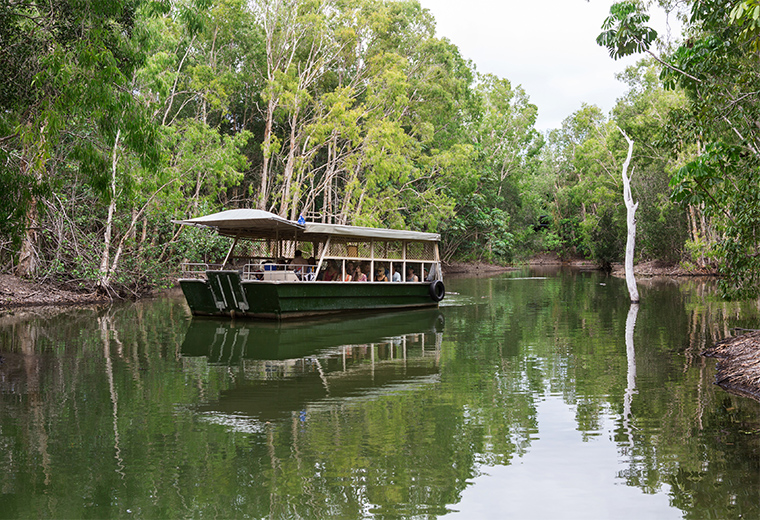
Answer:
[
  {"xmin": 623, "ymin": 303, "xmax": 638, "ymax": 449},
  {"xmin": 180, "ymin": 311, "xmax": 445, "ymax": 426},
  {"xmin": 0, "ymin": 272, "xmax": 758, "ymax": 519}
]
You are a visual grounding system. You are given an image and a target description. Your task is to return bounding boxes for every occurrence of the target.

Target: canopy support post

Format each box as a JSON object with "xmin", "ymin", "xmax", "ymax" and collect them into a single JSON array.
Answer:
[
  {"xmin": 314, "ymin": 237, "xmax": 331, "ymax": 281},
  {"xmin": 222, "ymin": 234, "xmax": 239, "ymax": 269}
]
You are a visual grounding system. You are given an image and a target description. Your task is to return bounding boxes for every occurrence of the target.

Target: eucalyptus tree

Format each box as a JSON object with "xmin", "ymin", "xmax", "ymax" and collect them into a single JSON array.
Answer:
[
  {"xmin": 135, "ymin": 0, "xmax": 255, "ymax": 215},
  {"xmin": 547, "ymin": 105, "xmax": 626, "ymax": 266},
  {"xmin": 245, "ymin": 0, "xmax": 477, "ymax": 232},
  {"xmin": 610, "ymin": 63, "xmax": 691, "ymax": 264},
  {"xmin": 0, "ymin": 0, "xmax": 257, "ymax": 293}
]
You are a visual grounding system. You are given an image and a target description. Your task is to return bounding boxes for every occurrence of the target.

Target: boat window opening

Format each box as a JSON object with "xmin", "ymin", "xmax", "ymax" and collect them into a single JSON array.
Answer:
[{"xmin": 221, "ymin": 234, "xmax": 240, "ymax": 268}]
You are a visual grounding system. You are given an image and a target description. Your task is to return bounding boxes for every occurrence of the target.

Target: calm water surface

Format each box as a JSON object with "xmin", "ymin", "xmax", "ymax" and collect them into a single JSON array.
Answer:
[{"xmin": 1, "ymin": 268, "xmax": 759, "ymax": 519}]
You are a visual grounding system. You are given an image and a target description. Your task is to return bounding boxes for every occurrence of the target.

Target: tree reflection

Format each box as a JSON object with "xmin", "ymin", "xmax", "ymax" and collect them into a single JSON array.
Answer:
[
  {"xmin": 623, "ymin": 303, "xmax": 638, "ymax": 450},
  {"xmin": 0, "ymin": 275, "xmax": 758, "ymax": 518}
]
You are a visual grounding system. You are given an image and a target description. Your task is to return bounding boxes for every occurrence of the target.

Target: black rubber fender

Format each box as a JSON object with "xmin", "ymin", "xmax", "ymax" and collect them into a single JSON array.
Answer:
[{"xmin": 429, "ymin": 280, "xmax": 445, "ymax": 302}]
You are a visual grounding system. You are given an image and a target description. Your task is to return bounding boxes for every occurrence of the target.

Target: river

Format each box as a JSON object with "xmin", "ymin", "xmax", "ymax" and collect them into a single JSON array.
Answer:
[{"xmin": 0, "ymin": 267, "xmax": 758, "ymax": 519}]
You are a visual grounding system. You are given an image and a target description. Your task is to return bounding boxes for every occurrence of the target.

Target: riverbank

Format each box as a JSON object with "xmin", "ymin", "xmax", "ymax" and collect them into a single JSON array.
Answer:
[
  {"xmin": 0, "ymin": 275, "xmax": 109, "ymax": 308},
  {"xmin": 612, "ymin": 260, "xmax": 718, "ymax": 277},
  {"xmin": 703, "ymin": 330, "xmax": 760, "ymax": 402}
]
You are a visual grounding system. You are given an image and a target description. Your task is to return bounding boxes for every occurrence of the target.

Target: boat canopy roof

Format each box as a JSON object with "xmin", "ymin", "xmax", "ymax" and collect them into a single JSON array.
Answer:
[
  {"xmin": 304, "ymin": 222, "xmax": 440, "ymax": 242},
  {"xmin": 172, "ymin": 209, "xmax": 305, "ymax": 239},
  {"xmin": 173, "ymin": 209, "xmax": 440, "ymax": 242}
]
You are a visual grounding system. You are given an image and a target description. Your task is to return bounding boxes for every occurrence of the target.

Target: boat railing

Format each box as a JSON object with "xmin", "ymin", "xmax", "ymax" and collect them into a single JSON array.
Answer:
[
  {"xmin": 241, "ymin": 263, "xmax": 315, "ymax": 282},
  {"xmin": 179, "ymin": 262, "xmax": 225, "ymax": 279},
  {"xmin": 181, "ymin": 260, "xmax": 442, "ymax": 283}
]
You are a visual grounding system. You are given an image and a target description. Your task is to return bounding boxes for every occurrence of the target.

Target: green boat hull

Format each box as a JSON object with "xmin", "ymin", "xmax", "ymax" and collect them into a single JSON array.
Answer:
[{"xmin": 180, "ymin": 270, "xmax": 442, "ymax": 319}]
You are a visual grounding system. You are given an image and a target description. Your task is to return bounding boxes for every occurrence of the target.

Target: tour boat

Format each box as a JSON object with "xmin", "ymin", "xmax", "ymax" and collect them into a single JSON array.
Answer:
[{"xmin": 173, "ymin": 209, "xmax": 445, "ymax": 319}]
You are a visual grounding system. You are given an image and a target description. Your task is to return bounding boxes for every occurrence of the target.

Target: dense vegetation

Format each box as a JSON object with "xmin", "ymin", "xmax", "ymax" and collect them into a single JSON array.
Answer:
[{"xmin": 0, "ymin": 0, "xmax": 758, "ymax": 299}]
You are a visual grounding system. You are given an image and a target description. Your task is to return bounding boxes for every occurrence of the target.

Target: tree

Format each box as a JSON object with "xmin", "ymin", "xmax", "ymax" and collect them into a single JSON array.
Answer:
[
  {"xmin": 0, "ymin": 0, "xmax": 162, "ymax": 282},
  {"xmin": 440, "ymin": 74, "xmax": 540, "ymax": 263},
  {"xmin": 618, "ymin": 127, "xmax": 639, "ymax": 303},
  {"xmin": 611, "ymin": 62, "xmax": 690, "ymax": 265}
]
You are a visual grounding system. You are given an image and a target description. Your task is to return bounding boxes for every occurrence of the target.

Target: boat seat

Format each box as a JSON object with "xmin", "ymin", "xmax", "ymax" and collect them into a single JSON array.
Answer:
[{"xmin": 263, "ymin": 271, "xmax": 299, "ymax": 282}]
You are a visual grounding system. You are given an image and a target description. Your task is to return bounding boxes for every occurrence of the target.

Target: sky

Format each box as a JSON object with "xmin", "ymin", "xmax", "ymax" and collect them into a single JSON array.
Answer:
[{"xmin": 416, "ymin": 0, "xmax": 682, "ymax": 131}]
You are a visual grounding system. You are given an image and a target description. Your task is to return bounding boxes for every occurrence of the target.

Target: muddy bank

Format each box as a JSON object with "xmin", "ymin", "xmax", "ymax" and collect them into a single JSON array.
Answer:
[
  {"xmin": 0, "ymin": 274, "xmax": 109, "ymax": 309},
  {"xmin": 703, "ymin": 330, "xmax": 760, "ymax": 402},
  {"xmin": 611, "ymin": 260, "xmax": 718, "ymax": 278},
  {"xmin": 444, "ymin": 254, "xmax": 597, "ymax": 276},
  {"xmin": 443, "ymin": 262, "xmax": 515, "ymax": 276}
]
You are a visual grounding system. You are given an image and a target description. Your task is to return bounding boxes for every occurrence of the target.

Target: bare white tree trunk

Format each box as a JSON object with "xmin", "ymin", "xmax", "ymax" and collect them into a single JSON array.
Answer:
[
  {"xmin": 619, "ymin": 127, "xmax": 639, "ymax": 303},
  {"xmin": 98, "ymin": 128, "xmax": 121, "ymax": 291}
]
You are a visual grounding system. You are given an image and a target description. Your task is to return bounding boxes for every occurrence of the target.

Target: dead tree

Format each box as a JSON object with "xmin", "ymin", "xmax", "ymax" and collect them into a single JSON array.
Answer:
[{"xmin": 619, "ymin": 127, "xmax": 639, "ymax": 303}]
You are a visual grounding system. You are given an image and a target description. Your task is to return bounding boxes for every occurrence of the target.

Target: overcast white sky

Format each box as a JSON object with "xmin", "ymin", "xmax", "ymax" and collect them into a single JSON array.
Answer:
[{"xmin": 417, "ymin": 0, "xmax": 681, "ymax": 131}]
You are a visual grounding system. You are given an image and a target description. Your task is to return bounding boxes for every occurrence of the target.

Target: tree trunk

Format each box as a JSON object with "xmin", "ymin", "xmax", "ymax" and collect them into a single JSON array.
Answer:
[
  {"xmin": 16, "ymin": 131, "xmax": 42, "ymax": 278},
  {"xmin": 16, "ymin": 197, "xmax": 39, "ymax": 278},
  {"xmin": 623, "ymin": 302, "xmax": 639, "ymax": 449},
  {"xmin": 280, "ymin": 105, "xmax": 300, "ymax": 217},
  {"xmin": 338, "ymin": 142, "xmax": 364, "ymax": 225},
  {"xmin": 258, "ymin": 97, "xmax": 276, "ymax": 210},
  {"xmin": 98, "ymin": 128, "xmax": 121, "ymax": 291},
  {"xmin": 619, "ymin": 127, "xmax": 639, "ymax": 303}
]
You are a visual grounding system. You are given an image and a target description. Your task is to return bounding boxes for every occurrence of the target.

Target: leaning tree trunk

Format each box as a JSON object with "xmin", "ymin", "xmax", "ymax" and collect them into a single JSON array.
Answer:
[{"xmin": 619, "ymin": 127, "xmax": 639, "ymax": 303}]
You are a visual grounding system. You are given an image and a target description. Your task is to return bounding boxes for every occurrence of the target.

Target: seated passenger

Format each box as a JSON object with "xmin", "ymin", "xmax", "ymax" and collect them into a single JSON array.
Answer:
[
  {"xmin": 406, "ymin": 266, "xmax": 419, "ymax": 282},
  {"xmin": 303, "ymin": 257, "xmax": 318, "ymax": 280},
  {"xmin": 323, "ymin": 261, "xmax": 339, "ymax": 281},
  {"xmin": 354, "ymin": 263, "xmax": 368, "ymax": 282},
  {"xmin": 376, "ymin": 266, "xmax": 388, "ymax": 282},
  {"xmin": 291, "ymin": 250, "xmax": 309, "ymax": 267},
  {"xmin": 344, "ymin": 262, "xmax": 355, "ymax": 281},
  {"xmin": 391, "ymin": 268, "xmax": 402, "ymax": 282}
]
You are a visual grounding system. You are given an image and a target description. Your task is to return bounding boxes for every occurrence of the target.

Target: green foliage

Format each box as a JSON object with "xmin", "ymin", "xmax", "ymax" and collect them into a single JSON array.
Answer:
[
  {"xmin": 597, "ymin": 1, "xmax": 658, "ymax": 60},
  {"xmin": 440, "ymin": 73, "xmax": 541, "ymax": 263},
  {"xmin": 660, "ymin": 0, "xmax": 760, "ymax": 297},
  {"xmin": 729, "ymin": 0, "xmax": 760, "ymax": 48},
  {"xmin": 4, "ymin": 0, "xmax": 745, "ymax": 294}
]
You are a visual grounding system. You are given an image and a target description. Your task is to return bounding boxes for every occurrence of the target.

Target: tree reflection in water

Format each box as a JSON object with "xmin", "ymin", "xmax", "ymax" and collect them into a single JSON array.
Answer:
[{"xmin": 0, "ymin": 271, "xmax": 758, "ymax": 519}]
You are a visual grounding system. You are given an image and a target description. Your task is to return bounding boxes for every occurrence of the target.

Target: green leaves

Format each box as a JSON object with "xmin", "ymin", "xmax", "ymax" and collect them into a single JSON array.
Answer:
[
  {"xmin": 597, "ymin": 1, "xmax": 658, "ymax": 60},
  {"xmin": 669, "ymin": 143, "xmax": 739, "ymax": 208},
  {"xmin": 729, "ymin": 0, "xmax": 760, "ymax": 49}
]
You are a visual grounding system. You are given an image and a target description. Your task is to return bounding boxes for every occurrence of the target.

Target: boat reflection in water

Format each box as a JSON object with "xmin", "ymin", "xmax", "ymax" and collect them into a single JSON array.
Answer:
[{"xmin": 180, "ymin": 309, "xmax": 445, "ymax": 428}]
